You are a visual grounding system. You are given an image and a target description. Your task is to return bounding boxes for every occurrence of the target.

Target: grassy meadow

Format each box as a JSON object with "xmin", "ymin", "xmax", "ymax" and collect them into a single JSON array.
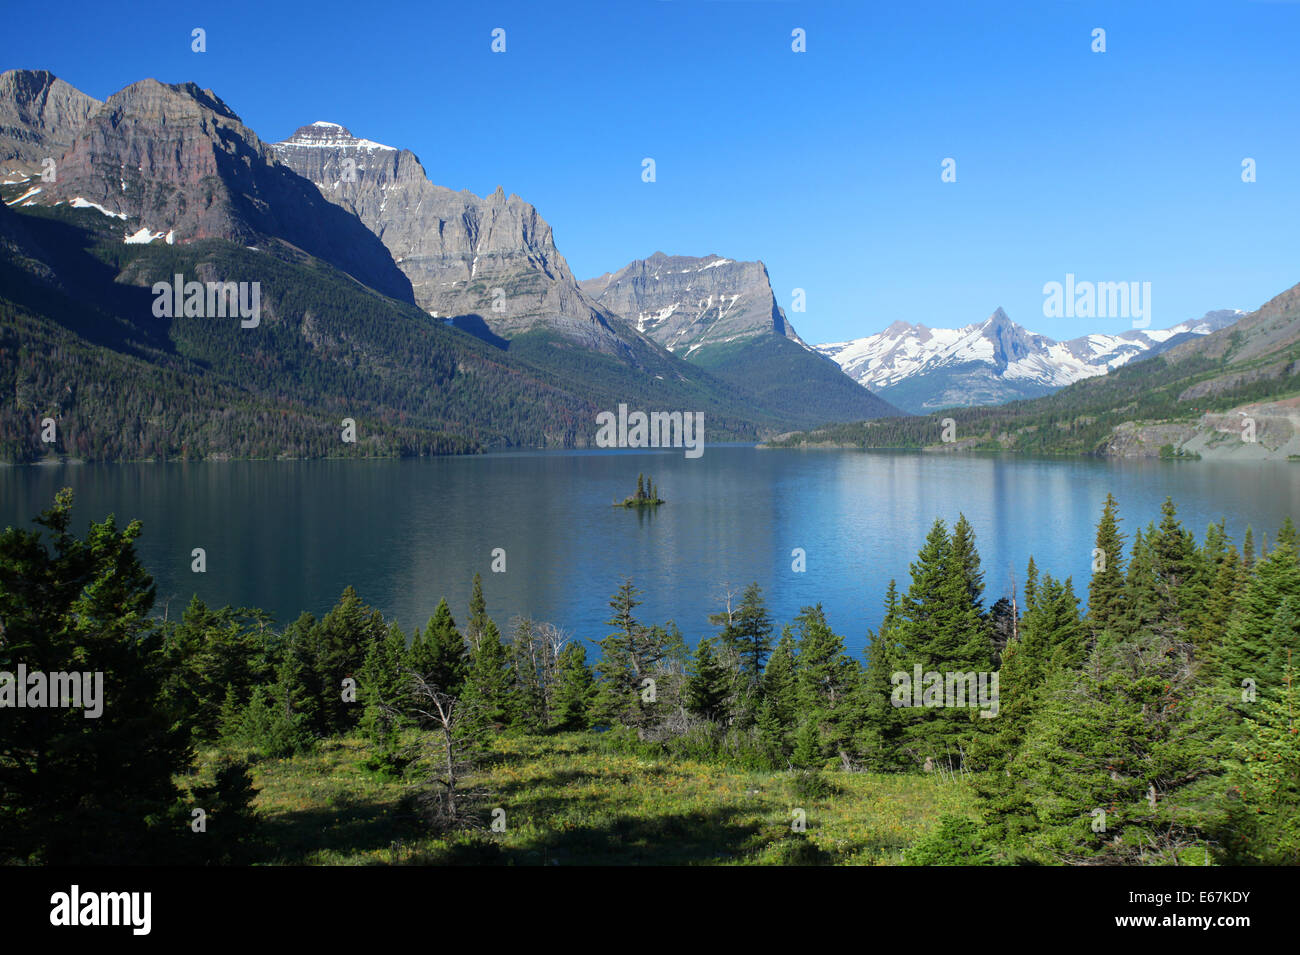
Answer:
[{"xmin": 185, "ymin": 732, "xmax": 977, "ymax": 866}]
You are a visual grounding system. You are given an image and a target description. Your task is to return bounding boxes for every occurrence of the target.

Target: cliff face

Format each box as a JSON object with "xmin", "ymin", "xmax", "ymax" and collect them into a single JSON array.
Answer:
[
  {"xmin": 273, "ymin": 123, "xmax": 627, "ymax": 353},
  {"xmin": 0, "ymin": 69, "xmax": 100, "ymax": 177},
  {"xmin": 581, "ymin": 252, "xmax": 805, "ymax": 358},
  {"xmin": 24, "ymin": 80, "xmax": 412, "ymax": 300}
]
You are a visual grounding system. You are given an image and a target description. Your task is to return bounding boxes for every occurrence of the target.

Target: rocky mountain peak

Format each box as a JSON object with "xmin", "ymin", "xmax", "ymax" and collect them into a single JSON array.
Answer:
[
  {"xmin": 272, "ymin": 124, "xmax": 627, "ymax": 352},
  {"xmin": 0, "ymin": 69, "xmax": 101, "ymax": 174},
  {"xmin": 580, "ymin": 252, "xmax": 807, "ymax": 358}
]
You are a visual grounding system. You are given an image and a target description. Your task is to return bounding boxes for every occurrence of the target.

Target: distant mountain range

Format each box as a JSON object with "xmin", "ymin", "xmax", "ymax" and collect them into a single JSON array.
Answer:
[
  {"xmin": 0, "ymin": 69, "xmax": 897, "ymax": 462},
  {"xmin": 817, "ymin": 307, "xmax": 1244, "ymax": 414},
  {"xmin": 771, "ymin": 284, "xmax": 1300, "ymax": 461}
]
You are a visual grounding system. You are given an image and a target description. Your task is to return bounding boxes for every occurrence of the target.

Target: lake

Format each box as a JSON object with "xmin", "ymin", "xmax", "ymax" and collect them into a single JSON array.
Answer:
[{"xmin": 3, "ymin": 448, "xmax": 1299, "ymax": 656}]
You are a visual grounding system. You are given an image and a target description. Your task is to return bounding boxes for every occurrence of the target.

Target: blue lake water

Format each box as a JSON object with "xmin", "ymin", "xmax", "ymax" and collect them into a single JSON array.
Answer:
[{"xmin": 3, "ymin": 448, "xmax": 1298, "ymax": 656}]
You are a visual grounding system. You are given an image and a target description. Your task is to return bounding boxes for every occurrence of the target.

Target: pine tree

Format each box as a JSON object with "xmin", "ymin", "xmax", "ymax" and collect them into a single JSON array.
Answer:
[
  {"xmin": 462, "ymin": 617, "xmax": 513, "ymax": 738},
  {"xmin": 1212, "ymin": 539, "xmax": 1300, "ymax": 710},
  {"xmin": 684, "ymin": 638, "xmax": 731, "ymax": 723},
  {"xmin": 793, "ymin": 605, "xmax": 860, "ymax": 766},
  {"xmin": 637, "ymin": 473, "xmax": 645, "ymax": 501},
  {"xmin": 550, "ymin": 643, "xmax": 594, "ymax": 731},
  {"xmin": 757, "ymin": 626, "xmax": 799, "ymax": 762},
  {"xmin": 594, "ymin": 579, "xmax": 684, "ymax": 731},
  {"xmin": 309, "ymin": 586, "xmax": 387, "ymax": 732},
  {"xmin": 858, "ymin": 613, "xmax": 905, "ymax": 771},
  {"xmin": 731, "ymin": 582, "xmax": 775, "ymax": 681},
  {"xmin": 217, "ymin": 683, "xmax": 243, "ymax": 744},
  {"xmin": 1122, "ymin": 524, "xmax": 1160, "ymax": 638},
  {"xmin": 360, "ymin": 622, "xmax": 408, "ymax": 756},
  {"xmin": 1087, "ymin": 493, "xmax": 1126, "ymax": 634},
  {"xmin": 1024, "ymin": 557, "xmax": 1039, "ymax": 612},
  {"xmin": 408, "ymin": 598, "xmax": 467, "ymax": 698},
  {"xmin": 973, "ymin": 574, "xmax": 1085, "ymax": 772},
  {"xmin": 1223, "ymin": 662, "xmax": 1300, "ymax": 864},
  {"xmin": 465, "ymin": 573, "xmax": 489, "ymax": 653},
  {"xmin": 1243, "ymin": 526, "xmax": 1256, "ymax": 572},
  {"xmin": 996, "ymin": 630, "xmax": 1224, "ymax": 863}
]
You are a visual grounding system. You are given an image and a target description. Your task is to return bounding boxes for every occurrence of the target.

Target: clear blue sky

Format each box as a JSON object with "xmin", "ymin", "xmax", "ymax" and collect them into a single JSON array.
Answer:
[{"xmin": 4, "ymin": 0, "xmax": 1297, "ymax": 343}]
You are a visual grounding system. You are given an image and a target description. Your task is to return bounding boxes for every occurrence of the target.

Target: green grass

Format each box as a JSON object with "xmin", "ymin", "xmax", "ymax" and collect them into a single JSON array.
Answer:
[{"xmin": 215, "ymin": 731, "xmax": 978, "ymax": 865}]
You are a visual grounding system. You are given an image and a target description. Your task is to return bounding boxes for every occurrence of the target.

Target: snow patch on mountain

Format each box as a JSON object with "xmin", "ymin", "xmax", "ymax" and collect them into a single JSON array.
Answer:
[{"xmin": 817, "ymin": 308, "xmax": 1244, "ymax": 412}]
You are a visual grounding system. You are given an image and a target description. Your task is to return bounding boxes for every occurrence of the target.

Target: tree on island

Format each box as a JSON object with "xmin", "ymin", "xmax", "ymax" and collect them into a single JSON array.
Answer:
[{"xmin": 617, "ymin": 474, "xmax": 664, "ymax": 508}]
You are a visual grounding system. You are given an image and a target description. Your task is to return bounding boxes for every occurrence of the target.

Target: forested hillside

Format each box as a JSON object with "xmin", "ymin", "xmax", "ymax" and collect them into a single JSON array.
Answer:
[{"xmin": 0, "ymin": 198, "xmax": 834, "ymax": 462}]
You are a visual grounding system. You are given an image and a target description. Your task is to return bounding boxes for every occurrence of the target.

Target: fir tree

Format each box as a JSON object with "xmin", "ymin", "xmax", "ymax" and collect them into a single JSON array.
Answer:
[
  {"xmin": 1223, "ymin": 663, "xmax": 1300, "ymax": 864},
  {"xmin": 465, "ymin": 573, "xmax": 489, "ymax": 652},
  {"xmin": 550, "ymin": 642, "xmax": 594, "ymax": 731},
  {"xmin": 408, "ymin": 598, "xmax": 467, "ymax": 698},
  {"xmin": 793, "ymin": 605, "xmax": 860, "ymax": 766},
  {"xmin": 731, "ymin": 582, "xmax": 775, "ymax": 681},
  {"xmin": 684, "ymin": 638, "xmax": 731, "ymax": 723},
  {"xmin": 1087, "ymin": 493, "xmax": 1126, "ymax": 635},
  {"xmin": 462, "ymin": 617, "xmax": 513, "ymax": 738},
  {"xmin": 757, "ymin": 626, "xmax": 799, "ymax": 762},
  {"xmin": 1023, "ymin": 556, "xmax": 1039, "ymax": 612}
]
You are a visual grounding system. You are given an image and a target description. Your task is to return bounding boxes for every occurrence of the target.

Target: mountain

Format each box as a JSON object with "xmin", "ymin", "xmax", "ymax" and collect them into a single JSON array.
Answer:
[
  {"xmin": 0, "ymin": 70, "xmax": 896, "ymax": 462},
  {"xmin": 0, "ymin": 69, "xmax": 100, "ymax": 179},
  {"xmin": 581, "ymin": 252, "xmax": 900, "ymax": 422},
  {"xmin": 7, "ymin": 75, "xmax": 413, "ymax": 300},
  {"xmin": 271, "ymin": 122, "xmax": 629, "ymax": 355},
  {"xmin": 816, "ymin": 307, "xmax": 1243, "ymax": 413},
  {"xmin": 580, "ymin": 252, "xmax": 806, "ymax": 357},
  {"xmin": 769, "ymin": 286, "xmax": 1300, "ymax": 461}
]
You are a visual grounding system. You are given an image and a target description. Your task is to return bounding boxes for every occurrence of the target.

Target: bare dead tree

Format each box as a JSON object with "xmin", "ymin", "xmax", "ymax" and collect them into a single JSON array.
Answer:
[{"xmin": 381, "ymin": 667, "xmax": 490, "ymax": 833}]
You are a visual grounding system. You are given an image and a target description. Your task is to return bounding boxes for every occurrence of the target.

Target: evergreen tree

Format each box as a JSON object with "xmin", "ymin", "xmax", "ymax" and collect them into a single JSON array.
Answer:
[
  {"xmin": 594, "ymin": 579, "xmax": 685, "ymax": 731},
  {"xmin": 360, "ymin": 622, "xmax": 408, "ymax": 759},
  {"xmin": 731, "ymin": 582, "xmax": 775, "ymax": 681},
  {"xmin": 550, "ymin": 642, "xmax": 594, "ymax": 731},
  {"xmin": 1023, "ymin": 556, "xmax": 1039, "ymax": 612},
  {"xmin": 465, "ymin": 573, "xmax": 489, "ymax": 652},
  {"xmin": 462, "ymin": 618, "xmax": 513, "ymax": 737},
  {"xmin": 0, "ymin": 489, "xmax": 189, "ymax": 864},
  {"xmin": 1243, "ymin": 526, "xmax": 1256, "ymax": 572},
  {"xmin": 1001, "ymin": 631, "xmax": 1223, "ymax": 863},
  {"xmin": 793, "ymin": 605, "xmax": 860, "ymax": 766},
  {"xmin": 1212, "ymin": 540, "xmax": 1300, "ymax": 709},
  {"xmin": 684, "ymin": 638, "xmax": 731, "ymax": 723},
  {"xmin": 757, "ymin": 626, "xmax": 799, "ymax": 762},
  {"xmin": 408, "ymin": 598, "xmax": 467, "ymax": 697},
  {"xmin": 1087, "ymin": 493, "xmax": 1126, "ymax": 634},
  {"xmin": 857, "ymin": 613, "xmax": 905, "ymax": 771},
  {"xmin": 308, "ymin": 586, "xmax": 387, "ymax": 733},
  {"xmin": 1222, "ymin": 663, "xmax": 1300, "ymax": 864}
]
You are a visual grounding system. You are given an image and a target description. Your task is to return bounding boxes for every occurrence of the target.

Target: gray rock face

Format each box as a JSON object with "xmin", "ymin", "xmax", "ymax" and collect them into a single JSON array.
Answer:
[
  {"xmin": 0, "ymin": 69, "xmax": 100, "ymax": 177},
  {"xmin": 580, "ymin": 252, "xmax": 806, "ymax": 358},
  {"xmin": 272, "ymin": 123, "xmax": 627, "ymax": 354},
  {"xmin": 26, "ymin": 80, "xmax": 412, "ymax": 300}
]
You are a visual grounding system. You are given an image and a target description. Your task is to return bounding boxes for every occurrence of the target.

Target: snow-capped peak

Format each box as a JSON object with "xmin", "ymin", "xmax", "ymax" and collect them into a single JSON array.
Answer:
[{"xmin": 816, "ymin": 308, "xmax": 1243, "ymax": 413}]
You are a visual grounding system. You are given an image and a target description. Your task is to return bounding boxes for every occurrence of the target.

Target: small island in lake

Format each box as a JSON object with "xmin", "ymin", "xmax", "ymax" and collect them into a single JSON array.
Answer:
[{"xmin": 615, "ymin": 473, "xmax": 665, "ymax": 508}]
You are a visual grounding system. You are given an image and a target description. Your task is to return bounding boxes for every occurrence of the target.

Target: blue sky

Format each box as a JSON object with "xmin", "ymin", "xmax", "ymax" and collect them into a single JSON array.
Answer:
[{"xmin": 5, "ymin": 0, "xmax": 1297, "ymax": 343}]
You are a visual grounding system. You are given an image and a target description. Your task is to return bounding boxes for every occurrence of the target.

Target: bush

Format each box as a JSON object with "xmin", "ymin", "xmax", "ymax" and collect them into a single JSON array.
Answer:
[
  {"xmin": 227, "ymin": 686, "xmax": 315, "ymax": 759},
  {"xmin": 902, "ymin": 814, "xmax": 993, "ymax": 865},
  {"xmin": 790, "ymin": 769, "xmax": 839, "ymax": 801}
]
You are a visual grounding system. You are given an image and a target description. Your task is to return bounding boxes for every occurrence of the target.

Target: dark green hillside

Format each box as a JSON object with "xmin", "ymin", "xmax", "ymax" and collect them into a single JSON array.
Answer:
[{"xmin": 690, "ymin": 334, "xmax": 902, "ymax": 429}]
